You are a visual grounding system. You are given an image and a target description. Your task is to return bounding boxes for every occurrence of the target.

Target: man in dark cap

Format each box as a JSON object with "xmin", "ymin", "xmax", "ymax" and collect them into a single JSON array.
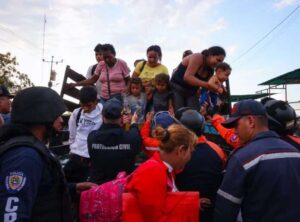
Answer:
[
  {"xmin": 0, "ymin": 85, "xmax": 14, "ymax": 125},
  {"xmin": 214, "ymin": 99, "xmax": 300, "ymax": 222},
  {"xmin": 87, "ymin": 98, "xmax": 141, "ymax": 184},
  {"xmin": 0, "ymin": 87, "xmax": 95, "ymax": 222}
]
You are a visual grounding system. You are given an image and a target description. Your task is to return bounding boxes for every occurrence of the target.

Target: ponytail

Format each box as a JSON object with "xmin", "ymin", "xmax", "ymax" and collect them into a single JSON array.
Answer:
[{"xmin": 155, "ymin": 124, "xmax": 197, "ymax": 153}]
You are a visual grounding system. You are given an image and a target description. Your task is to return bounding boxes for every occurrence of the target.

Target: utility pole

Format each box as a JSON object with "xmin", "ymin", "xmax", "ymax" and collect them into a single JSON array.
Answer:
[
  {"xmin": 42, "ymin": 14, "xmax": 46, "ymax": 60},
  {"xmin": 43, "ymin": 56, "xmax": 63, "ymax": 88}
]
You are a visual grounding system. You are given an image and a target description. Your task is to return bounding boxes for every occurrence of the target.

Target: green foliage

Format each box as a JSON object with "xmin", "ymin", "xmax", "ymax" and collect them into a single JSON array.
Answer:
[{"xmin": 0, "ymin": 52, "xmax": 34, "ymax": 94}]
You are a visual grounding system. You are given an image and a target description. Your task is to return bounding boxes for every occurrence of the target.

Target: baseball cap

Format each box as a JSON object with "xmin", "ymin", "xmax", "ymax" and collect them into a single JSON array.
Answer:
[
  {"xmin": 222, "ymin": 99, "xmax": 267, "ymax": 128},
  {"xmin": 152, "ymin": 111, "xmax": 178, "ymax": 129},
  {"xmin": 0, "ymin": 85, "xmax": 14, "ymax": 98},
  {"xmin": 102, "ymin": 98, "xmax": 122, "ymax": 119}
]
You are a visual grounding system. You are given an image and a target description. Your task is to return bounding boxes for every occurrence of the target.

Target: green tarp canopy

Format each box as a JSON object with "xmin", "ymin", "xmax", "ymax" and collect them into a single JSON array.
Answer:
[
  {"xmin": 230, "ymin": 93, "xmax": 275, "ymax": 102},
  {"xmin": 259, "ymin": 69, "xmax": 300, "ymax": 86}
]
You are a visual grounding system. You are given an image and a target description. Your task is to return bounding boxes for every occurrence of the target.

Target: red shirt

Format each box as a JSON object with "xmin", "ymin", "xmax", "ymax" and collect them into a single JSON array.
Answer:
[
  {"xmin": 125, "ymin": 152, "xmax": 173, "ymax": 222},
  {"xmin": 140, "ymin": 121, "xmax": 160, "ymax": 157}
]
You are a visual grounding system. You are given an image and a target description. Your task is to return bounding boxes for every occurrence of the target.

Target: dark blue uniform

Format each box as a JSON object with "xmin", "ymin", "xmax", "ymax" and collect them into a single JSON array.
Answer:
[
  {"xmin": 88, "ymin": 123, "xmax": 141, "ymax": 184},
  {"xmin": 176, "ymin": 137, "xmax": 225, "ymax": 222},
  {"xmin": 214, "ymin": 131, "xmax": 300, "ymax": 222},
  {"xmin": 0, "ymin": 147, "xmax": 44, "ymax": 221},
  {"xmin": 0, "ymin": 136, "xmax": 73, "ymax": 222},
  {"xmin": 0, "ymin": 113, "xmax": 11, "ymax": 125}
]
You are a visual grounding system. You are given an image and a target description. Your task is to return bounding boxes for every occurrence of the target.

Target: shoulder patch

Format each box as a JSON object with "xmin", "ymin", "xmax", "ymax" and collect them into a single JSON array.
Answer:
[
  {"xmin": 230, "ymin": 134, "xmax": 238, "ymax": 143},
  {"xmin": 5, "ymin": 172, "xmax": 27, "ymax": 193}
]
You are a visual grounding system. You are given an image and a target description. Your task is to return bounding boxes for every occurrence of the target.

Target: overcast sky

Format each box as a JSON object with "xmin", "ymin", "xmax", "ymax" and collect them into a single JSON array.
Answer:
[{"xmin": 0, "ymin": 0, "xmax": 300, "ymax": 110}]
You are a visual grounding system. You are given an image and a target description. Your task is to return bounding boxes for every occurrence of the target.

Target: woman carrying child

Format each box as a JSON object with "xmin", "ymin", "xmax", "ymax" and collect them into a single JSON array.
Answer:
[
  {"xmin": 171, "ymin": 46, "xmax": 226, "ymax": 111},
  {"xmin": 132, "ymin": 45, "xmax": 169, "ymax": 113}
]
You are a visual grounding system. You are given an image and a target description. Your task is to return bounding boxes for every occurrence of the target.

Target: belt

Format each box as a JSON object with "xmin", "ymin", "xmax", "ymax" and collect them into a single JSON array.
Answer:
[{"xmin": 70, "ymin": 153, "xmax": 91, "ymax": 164}]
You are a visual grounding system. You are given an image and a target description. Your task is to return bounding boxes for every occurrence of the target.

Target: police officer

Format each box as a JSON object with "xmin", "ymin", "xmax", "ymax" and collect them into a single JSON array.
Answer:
[
  {"xmin": 214, "ymin": 99, "xmax": 300, "ymax": 222},
  {"xmin": 0, "ymin": 85, "xmax": 14, "ymax": 125},
  {"xmin": 175, "ymin": 108, "xmax": 226, "ymax": 222},
  {"xmin": 88, "ymin": 98, "xmax": 141, "ymax": 184},
  {"xmin": 261, "ymin": 98, "xmax": 300, "ymax": 151},
  {"xmin": 0, "ymin": 87, "xmax": 95, "ymax": 222}
]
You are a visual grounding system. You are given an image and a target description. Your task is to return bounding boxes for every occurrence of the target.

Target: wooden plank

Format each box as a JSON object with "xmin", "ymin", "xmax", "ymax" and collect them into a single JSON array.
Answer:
[
  {"xmin": 60, "ymin": 65, "xmax": 86, "ymax": 112},
  {"xmin": 63, "ymin": 99, "xmax": 79, "ymax": 112},
  {"xmin": 66, "ymin": 67, "xmax": 86, "ymax": 82},
  {"xmin": 64, "ymin": 87, "xmax": 81, "ymax": 99}
]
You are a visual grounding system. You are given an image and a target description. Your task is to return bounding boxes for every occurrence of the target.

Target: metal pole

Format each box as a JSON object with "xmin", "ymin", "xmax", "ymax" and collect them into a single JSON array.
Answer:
[
  {"xmin": 285, "ymin": 84, "xmax": 287, "ymax": 102},
  {"xmin": 225, "ymin": 79, "xmax": 232, "ymax": 115},
  {"xmin": 43, "ymin": 56, "xmax": 63, "ymax": 88},
  {"xmin": 48, "ymin": 56, "xmax": 54, "ymax": 87}
]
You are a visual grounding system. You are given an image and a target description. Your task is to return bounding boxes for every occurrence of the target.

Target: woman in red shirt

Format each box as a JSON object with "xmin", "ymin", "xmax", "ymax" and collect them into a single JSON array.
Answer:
[{"xmin": 125, "ymin": 124, "xmax": 198, "ymax": 222}]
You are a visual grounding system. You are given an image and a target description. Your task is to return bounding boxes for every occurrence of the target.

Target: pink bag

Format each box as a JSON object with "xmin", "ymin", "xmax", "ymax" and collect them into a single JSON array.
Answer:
[{"xmin": 80, "ymin": 172, "xmax": 128, "ymax": 222}]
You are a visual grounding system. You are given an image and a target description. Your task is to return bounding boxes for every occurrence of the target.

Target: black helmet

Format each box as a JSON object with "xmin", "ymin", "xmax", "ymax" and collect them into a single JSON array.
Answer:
[
  {"xmin": 262, "ymin": 99, "xmax": 297, "ymax": 135},
  {"xmin": 11, "ymin": 87, "xmax": 66, "ymax": 125},
  {"xmin": 175, "ymin": 107, "xmax": 205, "ymax": 136}
]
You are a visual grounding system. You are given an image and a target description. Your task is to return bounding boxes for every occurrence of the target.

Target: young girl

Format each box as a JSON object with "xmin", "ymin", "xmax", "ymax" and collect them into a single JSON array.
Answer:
[
  {"xmin": 125, "ymin": 124, "xmax": 198, "ymax": 222},
  {"xmin": 123, "ymin": 78, "xmax": 146, "ymax": 124},
  {"xmin": 152, "ymin": 73, "xmax": 174, "ymax": 114}
]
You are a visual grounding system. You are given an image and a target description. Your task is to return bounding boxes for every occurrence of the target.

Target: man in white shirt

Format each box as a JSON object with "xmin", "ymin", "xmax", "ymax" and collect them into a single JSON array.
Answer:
[{"xmin": 64, "ymin": 86, "xmax": 103, "ymax": 182}]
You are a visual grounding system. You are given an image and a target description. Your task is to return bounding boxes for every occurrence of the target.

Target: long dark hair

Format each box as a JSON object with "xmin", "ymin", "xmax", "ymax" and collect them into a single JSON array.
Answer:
[
  {"xmin": 201, "ymin": 46, "xmax": 226, "ymax": 79},
  {"xmin": 201, "ymin": 46, "xmax": 226, "ymax": 57},
  {"xmin": 147, "ymin": 45, "xmax": 162, "ymax": 61}
]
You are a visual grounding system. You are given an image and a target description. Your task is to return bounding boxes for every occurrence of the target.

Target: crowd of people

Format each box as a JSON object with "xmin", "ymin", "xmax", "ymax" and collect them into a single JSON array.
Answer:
[{"xmin": 1, "ymin": 43, "xmax": 300, "ymax": 222}]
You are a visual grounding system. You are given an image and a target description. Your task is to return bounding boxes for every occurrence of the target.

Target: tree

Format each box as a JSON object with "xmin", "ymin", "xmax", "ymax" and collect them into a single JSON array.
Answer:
[{"xmin": 0, "ymin": 52, "xmax": 34, "ymax": 94}]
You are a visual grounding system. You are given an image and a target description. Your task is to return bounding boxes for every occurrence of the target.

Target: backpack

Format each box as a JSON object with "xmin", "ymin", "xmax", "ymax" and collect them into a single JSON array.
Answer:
[
  {"xmin": 91, "ymin": 64, "xmax": 98, "ymax": 76},
  {"xmin": 75, "ymin": 108, "xmax": 83, "ymax": 127},
  {"xmin": 79, "ymin": 171, "xmax": 128, "ymax": 222},
  {"xmin": 139, "ymin": 60, "xmax": 146, "ymax": 73}
]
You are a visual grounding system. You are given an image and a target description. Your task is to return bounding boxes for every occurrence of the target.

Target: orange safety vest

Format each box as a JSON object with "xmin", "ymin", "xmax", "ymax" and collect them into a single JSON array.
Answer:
[
  {"xmin": 287, "ymin": 135, "xmax": 300, "ymax": 144},
  {"xmin": 198, "ymin": 135, "xmax": 227, "ymax": 166},
  {"xmin": 211, "ymin": 114, "xmax": 241, "ymax": 149}
]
